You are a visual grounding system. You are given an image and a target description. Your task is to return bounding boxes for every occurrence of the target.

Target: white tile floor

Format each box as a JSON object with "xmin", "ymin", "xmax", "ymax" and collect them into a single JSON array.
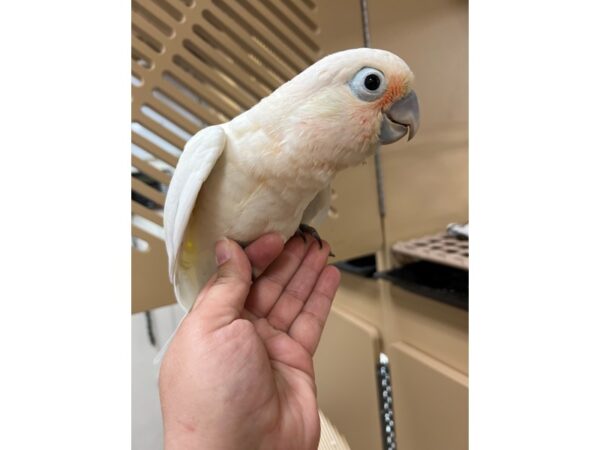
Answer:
[{"xmin": 132, "ymin": 304, "xmax": 185, "ymax": 450}]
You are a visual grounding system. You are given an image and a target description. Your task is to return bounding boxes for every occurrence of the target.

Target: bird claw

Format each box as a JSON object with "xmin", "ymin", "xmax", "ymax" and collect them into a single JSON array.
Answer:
[
  {"xmin": 296, "ymin": 224, "xmax": 335, "ymax": 257},
  {"xmin": 294, "ymin": 228, "xmax": 308, "ymax": 244},
  {"xmin": 298, "ymin": 223, "xmax": 322, "ymax": 248}
]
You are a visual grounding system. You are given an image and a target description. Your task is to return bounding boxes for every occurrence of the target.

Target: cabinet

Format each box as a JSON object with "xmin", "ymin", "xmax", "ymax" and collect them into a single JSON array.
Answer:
[
  {"xmin": 389, "ymin": 341, "xmax": 468, "ymax": 450},
  {"xmin": 382, "ymin": 282, "xmax": 468, "ymax": 375},
  {"xmin": 314, "ymin": 293, "xmax": 383, "ymax": 450},
  {"xmin": 315, "ymin": 269, "xmax": 468, "ymax": 450}
]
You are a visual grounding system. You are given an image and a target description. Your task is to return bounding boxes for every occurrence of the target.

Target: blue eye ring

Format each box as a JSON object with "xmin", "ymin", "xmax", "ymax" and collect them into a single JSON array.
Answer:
[{"xmin": 349, "ymin": 67, "xmax": 387, "ymax": 102}]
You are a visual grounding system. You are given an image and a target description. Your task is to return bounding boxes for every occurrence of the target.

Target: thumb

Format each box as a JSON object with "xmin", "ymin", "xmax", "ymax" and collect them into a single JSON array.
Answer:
[
  {"xmin": 191, "ymin": 238, "xmax": 252, "ymax": 330},
  {"xmin": 213, "ymin": 238, "xmax": 252, "ymax": 287}
]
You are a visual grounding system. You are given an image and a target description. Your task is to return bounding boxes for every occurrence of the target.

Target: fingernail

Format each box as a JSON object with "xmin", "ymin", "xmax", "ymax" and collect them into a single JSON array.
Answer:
[{"xmin": 215, "ymin": 238, "xmax": 231, "ymax": 265}]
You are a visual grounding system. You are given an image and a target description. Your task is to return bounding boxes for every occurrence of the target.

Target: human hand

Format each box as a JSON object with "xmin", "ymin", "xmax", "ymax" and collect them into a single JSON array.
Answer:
[{"xmin": 159, "ymin": 234, "xmax": 341, "ymax": 450}]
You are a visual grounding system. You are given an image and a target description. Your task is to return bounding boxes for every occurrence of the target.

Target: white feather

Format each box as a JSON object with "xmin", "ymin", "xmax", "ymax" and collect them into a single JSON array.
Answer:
[
  {"xmin": 302, "ymin": 185, "xmax": 332, "ymax": 227},
  {"xmin": 163, "ymin": 126, "xmax": 226, "ymax": 283}
]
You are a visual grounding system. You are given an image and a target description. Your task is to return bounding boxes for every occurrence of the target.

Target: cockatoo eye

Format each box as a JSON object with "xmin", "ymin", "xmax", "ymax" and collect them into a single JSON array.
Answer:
[
  {"xmin": 364, "ymin": 74, "xmax": 380, "ymax": 90},
  {"xmin": 349, "ymin": 67, "xmax": 387, "ymax": 102}
]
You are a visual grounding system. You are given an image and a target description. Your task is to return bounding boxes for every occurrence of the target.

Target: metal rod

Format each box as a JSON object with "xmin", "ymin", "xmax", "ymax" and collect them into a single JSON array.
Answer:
[
  {"xmin": 145, "ymin": 310, "xmax": 157, "ymax": 347},
  {"xmin": 359, "ymin": 0, "xmax": 372, "ymax": 47},
  {"xmin": 359, "ymin": 0, "xmax": 386, "ymax": 219}
]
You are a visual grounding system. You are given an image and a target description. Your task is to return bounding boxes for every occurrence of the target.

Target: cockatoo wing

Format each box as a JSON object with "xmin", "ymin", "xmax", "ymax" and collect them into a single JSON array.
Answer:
[
  {"xmin": 163, "ymin": 125, "xmax": 227, "ymax": 283},
  {"xmin": 302, "ymin": 184, "xmax": 331, "ymax": 227}
]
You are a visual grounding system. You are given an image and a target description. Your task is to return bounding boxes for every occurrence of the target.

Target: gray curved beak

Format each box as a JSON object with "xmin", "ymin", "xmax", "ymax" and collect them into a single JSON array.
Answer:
[{"xmin": 379, "ymin": 90, "xmax": 420, "ymax": 144}]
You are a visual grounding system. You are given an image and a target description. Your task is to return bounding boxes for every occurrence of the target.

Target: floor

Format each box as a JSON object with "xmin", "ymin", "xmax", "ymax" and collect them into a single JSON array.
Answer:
[{"xmin": 132, "ymin": 304, "xmax": 184, "ymax": 450}]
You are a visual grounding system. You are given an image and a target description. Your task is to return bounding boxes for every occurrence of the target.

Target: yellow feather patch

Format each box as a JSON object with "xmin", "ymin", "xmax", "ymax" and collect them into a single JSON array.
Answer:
[{"xmin": 179, "ymin": 236, "xmax": 197, "ymax": 270}]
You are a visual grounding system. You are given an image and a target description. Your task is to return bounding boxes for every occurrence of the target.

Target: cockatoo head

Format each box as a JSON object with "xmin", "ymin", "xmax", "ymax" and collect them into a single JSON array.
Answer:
[{"xmin": 255, "ymin": 48, "xmax": 420, "ymax": 170}]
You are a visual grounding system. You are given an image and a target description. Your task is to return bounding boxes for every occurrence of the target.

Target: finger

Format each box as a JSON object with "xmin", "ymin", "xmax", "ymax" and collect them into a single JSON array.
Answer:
[
  {"xmin": 253, "ymin": 318, "xmax": 315, "ymax": 377},
  {"xmin": 245, "ymin": 235, "xmax": 309, "ymax": 318},
  {"xmin": 244, "ymin": 233, "xmax": 285, "ymax": 278},
  {"xmin": 190, "ymin": 273, "xmax": 217, "ymax": 312},
  {"xmin": 288, "ymin": 265, "xmax": 340, "ymax": 355},
  {"xmin": 267, "ymin": 240, "xmax": 331, "ymax": 332},
  {"xmin": 191, "ymin": 238, "xmax": 252, "ymax": 332},
  {"xmin": 190, "ymin": 234, "xmax": 284, "ymax": 312}
]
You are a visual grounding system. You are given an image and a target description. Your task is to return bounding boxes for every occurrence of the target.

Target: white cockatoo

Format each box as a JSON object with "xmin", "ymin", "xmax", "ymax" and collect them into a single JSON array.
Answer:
[{"xmin": 164, "ymin": 48, "xmax": 420, "ymax": 311}]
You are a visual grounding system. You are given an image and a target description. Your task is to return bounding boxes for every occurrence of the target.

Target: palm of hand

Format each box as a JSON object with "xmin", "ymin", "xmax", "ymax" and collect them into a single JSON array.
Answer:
[{"xmin": 160, "ymin": 235, "xmax": 340, "ymax": 450}]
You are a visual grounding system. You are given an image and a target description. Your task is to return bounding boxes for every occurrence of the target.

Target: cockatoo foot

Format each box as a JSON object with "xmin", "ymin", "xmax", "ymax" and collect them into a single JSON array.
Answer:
[{"xmin": 296, "ymin": 224, "xmax": 335, "ymax": 257}]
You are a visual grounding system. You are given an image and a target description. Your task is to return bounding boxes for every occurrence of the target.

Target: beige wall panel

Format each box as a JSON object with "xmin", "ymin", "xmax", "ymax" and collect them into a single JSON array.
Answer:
[
  {"xmin": 382, "ymin": 282, "xmax": 468, "ymax": 374},
  {"xmin": 314, "ymin": 306, "xmax": 383, "ymax": 450},
  {"xmin": 382, "ymin": 140, "xmax": 468, "ymax": 242},
  {"xmin": 389, "ymin": 341, "xmax": 468, "ymax": 450},
  {"xmin": 332, "ymin": 272, "xmax": 383, "ymax": 329},
  {"xmin": 369, "ymin": 0, "xmax": 469, "ymax": 244},
  {"xmin": 319, "ymin": 159, "xmax": 383, "ymax": 263},
  {"xmin": 370, "ymin": 0, "xmax": 468, "ymax": 130},
  {"xmin": 132, "ymin": 231, "xmax": 174, "ymax": 313}
]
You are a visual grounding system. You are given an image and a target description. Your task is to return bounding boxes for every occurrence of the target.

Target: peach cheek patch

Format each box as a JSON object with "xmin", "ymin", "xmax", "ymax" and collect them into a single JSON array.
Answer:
[{"xmin": 376, "ymin": 76, "xmax": 410, "ymax": 111}]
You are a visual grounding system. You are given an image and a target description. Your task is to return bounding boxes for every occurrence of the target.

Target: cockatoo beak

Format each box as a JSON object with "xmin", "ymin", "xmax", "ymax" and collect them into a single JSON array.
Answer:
[{"xmin": 379, "ymin": 90, "xmax": 420, "ymax": 144}]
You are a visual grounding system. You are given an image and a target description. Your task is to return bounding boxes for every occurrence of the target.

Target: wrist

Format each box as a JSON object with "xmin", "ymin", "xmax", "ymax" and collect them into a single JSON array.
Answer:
[{"xmin": 163, "ymin": 421, "xmax": 256, "ymax": 450}]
